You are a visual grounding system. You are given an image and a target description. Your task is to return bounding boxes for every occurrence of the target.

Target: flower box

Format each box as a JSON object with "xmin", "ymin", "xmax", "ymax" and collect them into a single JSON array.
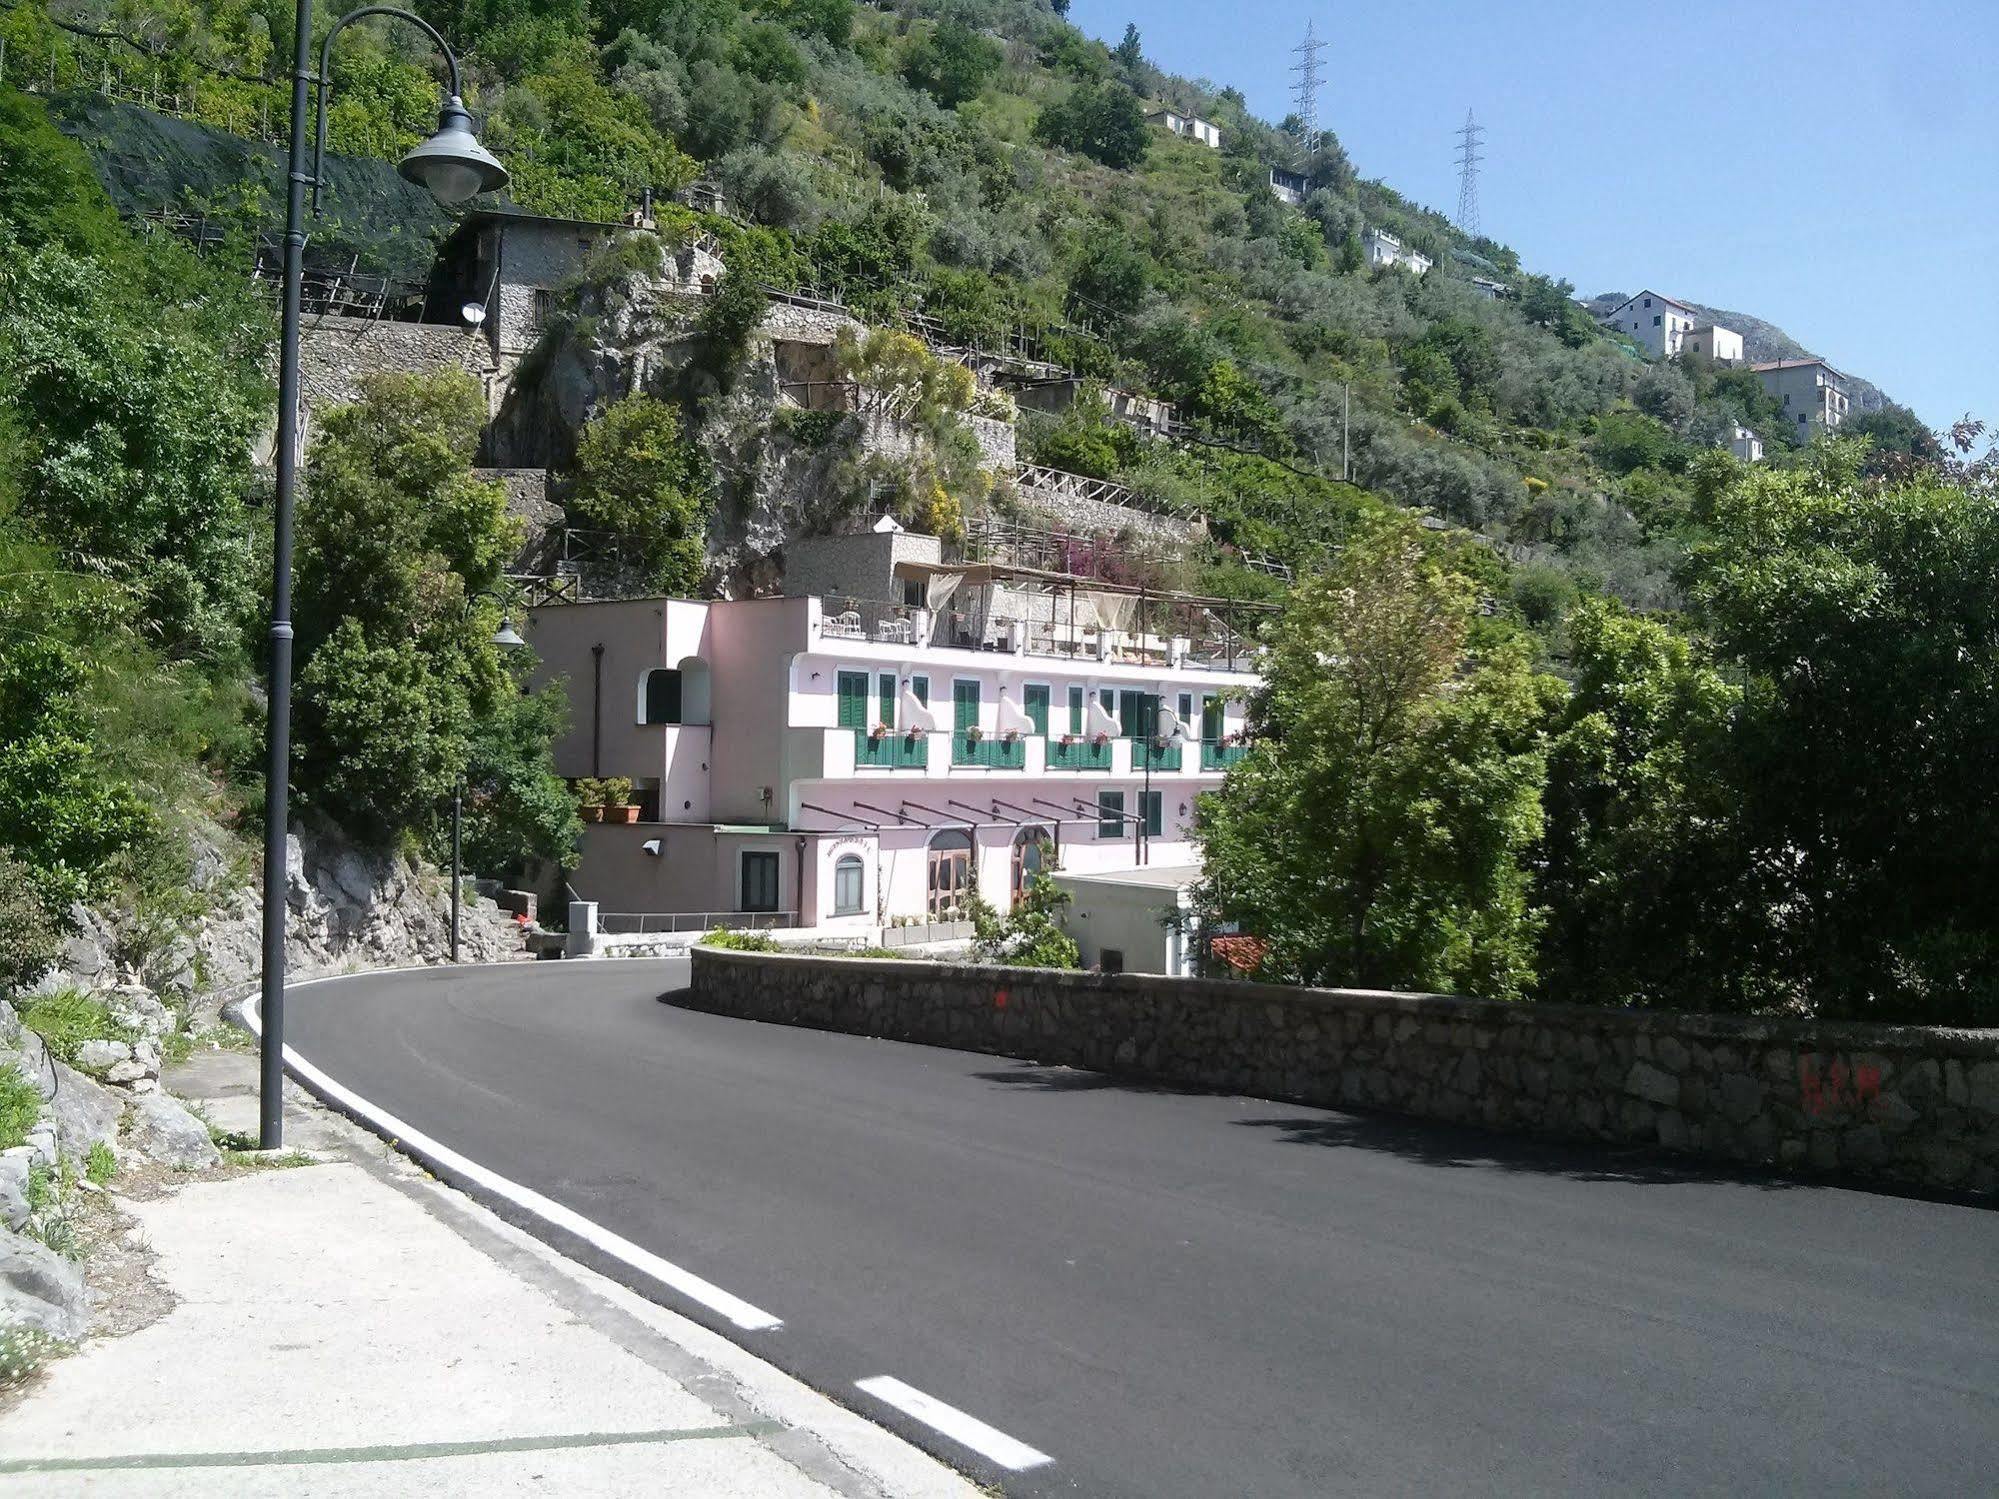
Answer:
[{"xmin": 604, "ymin": 804, "xmax": 640, "ymax": 824}]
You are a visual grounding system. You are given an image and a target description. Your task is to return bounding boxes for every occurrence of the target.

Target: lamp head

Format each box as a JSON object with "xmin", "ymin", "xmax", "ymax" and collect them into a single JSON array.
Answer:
[
  {"xmin": 399, "ymin": 95, "xmax": 508, "ymax": 206},
  {"xmin": 491, "ymin": 616, "xmax": 526, "ymax": 649}
]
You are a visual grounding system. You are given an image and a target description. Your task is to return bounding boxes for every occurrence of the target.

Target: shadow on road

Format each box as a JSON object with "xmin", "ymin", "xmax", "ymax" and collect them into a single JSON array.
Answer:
[{"xmin": 973, "ymin": 1060, "xmax": 1813, "ymax": 1192}]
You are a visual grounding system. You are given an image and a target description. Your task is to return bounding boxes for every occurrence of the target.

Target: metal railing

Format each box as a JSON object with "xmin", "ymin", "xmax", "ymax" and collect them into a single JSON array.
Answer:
[
  {"xmin": 951, "ymin": 732, "xmax": 1027, "ymax": 769},
  {"xmin": 598, "ymin": 910, "xmax": 797, "ymax": 934},
  {"xmin": 1047, "ymin": 738, "xmax": 1114, "ymax": 771},
  {"xmin": 1200, "ymin": 742, "xmax": 1251, "ymax": 771},
  {"xmin": 853, "ymin": 728, "xmax": 929, "ymax": 769},
  {"xmin": 819, "ymin": 596, "xmax": 928, "ymax": 645}
]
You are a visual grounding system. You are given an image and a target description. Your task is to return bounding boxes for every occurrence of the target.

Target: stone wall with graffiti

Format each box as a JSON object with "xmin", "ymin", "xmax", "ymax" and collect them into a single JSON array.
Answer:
[{"xmin": 686, "ymin": 949, "xmax": 1999, "ymax": 1196}]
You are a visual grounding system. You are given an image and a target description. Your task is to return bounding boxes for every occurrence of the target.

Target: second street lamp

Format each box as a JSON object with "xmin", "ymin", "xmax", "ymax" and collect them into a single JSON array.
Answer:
[
  {"xmin": 451, "ymin": 592, "xmax": 526, "ymax": 963},
  {"xmin": 259, "ymin": 5, "xmax": 506, "ymax": 1149}
]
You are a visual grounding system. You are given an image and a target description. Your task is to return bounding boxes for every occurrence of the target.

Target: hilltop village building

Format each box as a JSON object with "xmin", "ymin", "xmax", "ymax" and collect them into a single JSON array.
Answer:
[
  {"xmin": 1145, "ymin": 106, "xmax": 1221, "ymax": 149},
  {"xmin": 1268, "ymin": 167, "xmax": 1308, "ymax": 206},
  {"xmin": 1361, "ymin": 227, "xmax": 1432, "ymax": 275},
  {"xmin": 1753, "ymin": 358, "xmax": 1849, "ymax": 443},
  {"xmin": 1598, "ymin": 289, "xmax": 1742, "ymax": 363},
  {"xmin": 1728, "ymin": 425, "xmax": 1765, "ymax": 463},
  {"xmin": 525, "ymin": 528, "xmax": 1260, "ymax": 938}
]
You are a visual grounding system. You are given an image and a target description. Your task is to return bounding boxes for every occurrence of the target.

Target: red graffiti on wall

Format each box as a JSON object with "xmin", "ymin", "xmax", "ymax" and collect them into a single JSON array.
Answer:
[
  {"xmin": 1798, "ymin": 1055, "xmax": 1883, "ymax": 1117},
  {"xmin": 993, "ymin": 987, "xmax": 1009, "ymax": 1011}
]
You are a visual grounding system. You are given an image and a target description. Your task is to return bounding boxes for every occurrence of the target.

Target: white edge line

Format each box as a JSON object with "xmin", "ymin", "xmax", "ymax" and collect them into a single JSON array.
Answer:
[
  {"xmin": 853, "ymin": 1376, "xmax": 1053, "ymax": 1472},
  {"xmin": 241, "ymin": 975, "xmax": 784, "ymax": 1333}
]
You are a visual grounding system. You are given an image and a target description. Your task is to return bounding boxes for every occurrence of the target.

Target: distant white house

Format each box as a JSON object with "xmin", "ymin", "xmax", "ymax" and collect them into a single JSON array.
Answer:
[
  {"xmin": 1469, "ymin": 275, "xmax": 1510, "ymax": 301},
  {"xmin": 1052, "ymin": 865, "xmax": 1201, "ymax": 977},
  {"xmin": 1681, "ymin": 323, "xmax": 1745, "ymax": 366},
  {"xmin": 1727, "ymin": 425, "xmax": 1764, "ymax": 463},
  {"xmin": 1268, "ymin": 167, "xmax": 1308, "ymax": 206},
  {"xmin": 1599, "ymin": 289, "xmax": 1714, "ymax": 359},
  {"xmin": 1753, "ymin": 358, "xmax": 1849, "ymax": 442},
  {"xmin": 1145, "ymin": 106, "xmax": 1221, "ymax": 150},
  {"xmin": 1362, "ymin": 227, "xmax": 1432, "ymax": 275}
]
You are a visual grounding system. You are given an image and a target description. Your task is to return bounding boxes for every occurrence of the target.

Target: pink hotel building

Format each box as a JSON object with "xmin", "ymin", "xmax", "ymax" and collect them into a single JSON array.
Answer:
[{"xmin": 524, "ymin": 529, "xmax": 1262, "ymax": 933}]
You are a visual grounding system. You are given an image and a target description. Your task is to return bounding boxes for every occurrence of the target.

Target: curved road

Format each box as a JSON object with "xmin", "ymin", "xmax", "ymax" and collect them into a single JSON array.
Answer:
[{"xmin": 286, "ymin": 961, "xmax": 1999, "ymax": 1497}]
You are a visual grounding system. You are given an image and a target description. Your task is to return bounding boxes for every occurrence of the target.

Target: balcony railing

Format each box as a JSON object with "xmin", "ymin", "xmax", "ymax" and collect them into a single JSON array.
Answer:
[
  {"xmin": 854, "ymin": 728, "xmax": 929, "ymax": 769},
  {"xmin": 1200, "ymin": 742, "xmax": 1250, "ymax": 771},
  {"xmin": 1142, "ymin": 741, "xmax": 1183, "ymax": 772},
  {"xmin": 1047, "ymin": 738, "xmax": 1113, "ymax": 771},
  {"xmin": 952, "ymin": 732, "xmax": 1027, "ymax": 769}
]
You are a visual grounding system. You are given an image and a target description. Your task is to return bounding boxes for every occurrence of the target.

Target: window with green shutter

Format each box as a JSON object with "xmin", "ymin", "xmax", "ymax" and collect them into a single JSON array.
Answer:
[
  {"xmin": 836, "ymin": 671, "xmax": 868, "ymax": 729},
  {"xmin": 1201, "ymin": 696, "xmax": 1225, "ymax": 742},
  {"xmin": 1068, "ymin": 685, "xmax": 1085, "ymax": 734},
  {"xmin": 1118, "ymin": 689, "xmax": 1144, "ymax": 740},
  {"xmin": 1142, "ymin": 790, "xmax": 1163, "ymax": 838},
  {"xmin": 911, "ymin": 675, "xmax": 929, "ymax": 706},
  {"xmin": 1097, "ymin": 790, "xmax": 1125, "ymax": 838},
  {"xmin": 953, "ymin": 679, "xmax": 980, "ymax": 730},
  {"xmin": 1024, "ymin": 684, "xmax": 1050, "ymax": 736},
  {"xmin": 1177, "ymin": 692, "xmax": 1193, "ymax": 727},
  {"xmin": 878, "ymin": 673, "xmax": 897, "ymax": 730}
]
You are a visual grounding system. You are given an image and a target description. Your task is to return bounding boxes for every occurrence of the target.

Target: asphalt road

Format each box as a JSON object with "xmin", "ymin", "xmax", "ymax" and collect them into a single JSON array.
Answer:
[{"xmin": 286, "ymin": 960, "xmax": 1999, "ymax": 1498}]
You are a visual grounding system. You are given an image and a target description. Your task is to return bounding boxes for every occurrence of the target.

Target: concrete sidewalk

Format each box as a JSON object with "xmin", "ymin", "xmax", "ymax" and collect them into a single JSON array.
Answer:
[{"xmin": 0, "ymin": 1050, "xmax": 976, "ymax": 1497}]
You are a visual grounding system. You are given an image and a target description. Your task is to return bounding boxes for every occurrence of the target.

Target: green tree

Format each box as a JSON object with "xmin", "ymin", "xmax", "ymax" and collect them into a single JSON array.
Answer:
[
  {"xmin": 1193, "ymin": 523, "xmax": 1548, "ymax": 998},
  {"xmin": 292, "ymin": 373, "xmax": 532, "ymax": 849},
  {"xmin": 970, "ymin": 873, "xmax": 1081, "ymax": 970},
  {"xmin": 460, "ymin": 685, "xmax": 583, "ymax": 881},
  {"xmin": 1680, "ymin": 443, "xmax": 1999, "ymax": 1023},
  {"xmin": 902, "ymin": 20, "xmax": 1002, "ymax": 107},
  {"xmin": 1537, "ymin": 599, "xmax": 1767, "ymax": 1009},
  {"xmin": 569, "ymin": 393, "xmax": 712, "ymax": 594},
  {"xmin": 1111, "ymin": 22, "xmax": 1143, "ymax": 74},
  {"xmin": 1034, "ymin": 82, "xmax": 1149, "ymax": 170}
]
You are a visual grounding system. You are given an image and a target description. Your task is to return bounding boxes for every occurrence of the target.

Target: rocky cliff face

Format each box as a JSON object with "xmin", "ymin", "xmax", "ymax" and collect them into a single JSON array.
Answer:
[{"xmin": 484, "ymin": 268, "xmax": 885, "ymax": 598}]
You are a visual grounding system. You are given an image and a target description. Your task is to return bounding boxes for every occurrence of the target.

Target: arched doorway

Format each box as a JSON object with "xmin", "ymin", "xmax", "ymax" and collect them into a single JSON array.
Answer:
[
  {"xmin": 926, "ymin": 829, "xmax": 974, "ymax": 919},
  {"xmin": 1010, "ymin": 826, "xmax": 1052, "ymax": 906}
]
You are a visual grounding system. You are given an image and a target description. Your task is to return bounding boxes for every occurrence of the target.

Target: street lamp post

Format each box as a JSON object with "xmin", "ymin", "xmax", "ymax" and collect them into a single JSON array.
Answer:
[
  {"xmin": 259, "ymin": 5, "xmax": 506, "ymax": 1149},
  {"xmin": 450, "ymin": 596, "xmax": 526, "ymax": 963}
]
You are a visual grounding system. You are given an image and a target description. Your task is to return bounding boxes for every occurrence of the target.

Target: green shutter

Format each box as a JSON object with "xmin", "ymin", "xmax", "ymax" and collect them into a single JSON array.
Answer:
[
  {"xmin": 1118, "ymin": 690, "xmax": 1143, "ymax": 739},
  {"xmin": 953, "ymin": 680, "xmax": 980, "ymax": 731},
  {"xmin": 878, "ymin": 673, "xmax": 897, "ymax": 730},
  {"xmin": 1202, "ymin": 696, "xmax": 1225, "ymax": 742},
  {"xmin": 1143, "ymin": 790, "xmax": 1163, "ymax": 837},
  {"xmin": 1177, "ymin": 692, "xmax": 1193, "ymax": 726},
  {"xmin": 1097, "ymin": 790, "xmax": 1125, "ymax": 838},
  {"xmin": 1068, "ymin": 685, "xmax": 1084, "ymax": 734},
  {"xmin": 836, "ymin": 671, "xmax": 868, "ymax": 729},
  {"xmin": 912, "ymin": 675, "xmax": 930, "ymax": 706},
  {"xmin": 1025, "ymin": 684, "xmax": 1050, "ymax": 736}
]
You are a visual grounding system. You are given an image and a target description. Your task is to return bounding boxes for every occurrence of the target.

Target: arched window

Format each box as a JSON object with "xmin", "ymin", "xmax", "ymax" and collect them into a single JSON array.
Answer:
[
  {"xmin": 832, "ymin": 855, "xmax": 865, "ymax": 917},
  {"xmin": 926, "ymin": 829, "xmax": 974, "ymax": 919},
  {"xmin": 640, "ymin": 668, "xmax": 682, "ymax": 725},
  {"xmin": 1010, "ymin": 827, "xmax": 1052, "ymax": 905}
]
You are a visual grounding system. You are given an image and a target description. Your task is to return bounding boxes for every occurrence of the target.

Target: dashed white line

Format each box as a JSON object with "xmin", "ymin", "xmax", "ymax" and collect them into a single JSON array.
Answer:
[
  {"xmin": 853, "ymin": 1376, "xmax": 1053, "ymax": 1472},
  {"xmin": 242, "ymin": 978, "xmax": 784, "ymax": 1332}
]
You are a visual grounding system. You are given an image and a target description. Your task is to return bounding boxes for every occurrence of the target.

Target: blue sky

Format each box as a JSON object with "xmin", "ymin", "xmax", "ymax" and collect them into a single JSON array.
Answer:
[{"xmin": 1065, "ymin": 0, "xmax": 1997, "ymax": 431}]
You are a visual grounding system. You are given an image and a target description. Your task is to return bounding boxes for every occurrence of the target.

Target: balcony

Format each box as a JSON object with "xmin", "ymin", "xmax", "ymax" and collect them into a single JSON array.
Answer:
[
  {"xmin": 952, "ymin": 731, "xmax": 1026, "ymax": 769},
  {"xmin": 1047, "ymin": 738, "xmax": 1113, "ymax": 771},
  {"xmin": 1201, "ymin": 742, "xmax": 1250, "ymax": 771},
  {"xmin": 853, "ymin": 728, "xmax": 929, "ymax": 769},
  {"xmin": 1142, "ymin": 742, "xmax": 1183, "ymax": 772}
]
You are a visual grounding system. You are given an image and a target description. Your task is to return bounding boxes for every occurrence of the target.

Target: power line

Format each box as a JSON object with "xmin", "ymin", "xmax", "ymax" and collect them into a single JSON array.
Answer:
[
  {"xmin": 1454, "ymin": 108, "xmax": 1484, "ymax": 239},
  {"xmin": 1289, "ymin": 21, "xmax": 1328, "ymax": 159}
]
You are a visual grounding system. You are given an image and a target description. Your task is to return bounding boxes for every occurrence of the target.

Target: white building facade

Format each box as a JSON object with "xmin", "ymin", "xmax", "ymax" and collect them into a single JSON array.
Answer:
[
  {"xmin": 525, "ymin": 572, "xmax": 1259, "ymax": 937},
  {"xmin": 1753, "ymin": 358, "xmax": 1849, "ymax": 443},
  {"xmin": 1727, "ymin": 425, "xmax": 1765, "ymax": 462},
  {"xmin": 1680, "ymin": 323, "xmax": 1745, "ymax": 365},
  {"xmin": 1145, "ymin": 107, "xmax": 1221, "ymax": 149},
  {"xmin": 1362, "ymin": 227, "xmax": 1433, "ymax": 275},
  {"xmin": 1599, "ymin": 290, "xmax": 1707, "ymax": 359}
]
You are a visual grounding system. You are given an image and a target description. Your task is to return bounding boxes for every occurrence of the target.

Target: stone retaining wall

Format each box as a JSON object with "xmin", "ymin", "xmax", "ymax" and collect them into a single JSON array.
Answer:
[{"xmin": 685, "ymin": 950, "xmax": 1999, "ymax": 1196}]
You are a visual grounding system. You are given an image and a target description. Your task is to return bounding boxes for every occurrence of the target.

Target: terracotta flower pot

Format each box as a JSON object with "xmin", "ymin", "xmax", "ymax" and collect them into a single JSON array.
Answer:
[
  {"xmin": 580, "ymin": 805, "xmax": 605, "ymax": 823},
  {"xmin": 605, "ymin": 804, "xmax": 640, "ymax": 824}
]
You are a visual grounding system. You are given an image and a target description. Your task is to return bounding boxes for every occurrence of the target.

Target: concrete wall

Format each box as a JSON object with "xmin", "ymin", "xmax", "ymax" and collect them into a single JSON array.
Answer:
[
  {"xmin": 685, "ymin": 950, "xmax": 1999, "ymax": 1196},
  {"xmin": 1051, "ymin": 872, "xmax": 1194, "ymax": 976},
  {"xmin": 782, "ymin": 531, "xmax": 943, "ymax": 602}
]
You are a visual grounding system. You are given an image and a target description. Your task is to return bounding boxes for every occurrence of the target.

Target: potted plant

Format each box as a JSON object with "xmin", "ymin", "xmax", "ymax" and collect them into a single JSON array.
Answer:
[
  {"xmin": 1090, "ymin": 730, "xmax": 1111, "ymax": 747},
  {"xmin": 575, "ymin": 778, "xmax": 606, "ymax": 823},
  {"xmin": 1059, "ymin": 732, "xmax": 1077, "ymax": 747},
  {"xmin": 963, "ymin": 724, "xmax": 984, "ymax": 745},
  {"xmin": 1001, "ymin": 727, "xmax": 1020, "ymax": 744},
  {"xmin": 870, "ymin": 721, "xmax": 890, "ymax": 741},
  {"xmin": 600, "ymin": 776, "xmax": 639, "ymax": 823}
]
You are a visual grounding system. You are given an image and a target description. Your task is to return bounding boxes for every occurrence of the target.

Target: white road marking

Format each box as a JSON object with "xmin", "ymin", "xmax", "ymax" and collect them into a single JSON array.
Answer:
[
  {"xmin": 853, "ymin": 1376, "xmax": 1053, "ymax": 1472},
  {"xmin": 241, "ymin": 975, "xmax": 783, "ymax": 1332}
]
